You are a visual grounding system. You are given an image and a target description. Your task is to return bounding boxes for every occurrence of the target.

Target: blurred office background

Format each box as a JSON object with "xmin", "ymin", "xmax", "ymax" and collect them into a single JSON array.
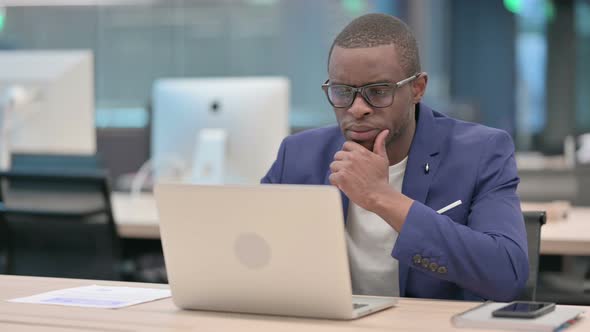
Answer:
[
  {"xmin": 1, "ymin": 0, "xmax": 590, "ymax": 304},
  {"xmin": 1, "ymin": 0, "xmax": 589, "ymax": 167}
]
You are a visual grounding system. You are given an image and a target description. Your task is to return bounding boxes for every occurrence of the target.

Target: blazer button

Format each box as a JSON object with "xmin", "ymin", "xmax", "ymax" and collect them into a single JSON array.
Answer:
[
  {"xmin": 421, "ymin": 258, "xmax": 430, "ymax": 268},
  {"xmin": 413, "ymin": 254, "xmax": 422, "ymax": 265},
  {"xmin": 429, "ymin": 262, "xmax": 438, "ymax": 272},
  {"xmin": 437, "ymin": 266, "xmax": 448, "ymax": 274}
]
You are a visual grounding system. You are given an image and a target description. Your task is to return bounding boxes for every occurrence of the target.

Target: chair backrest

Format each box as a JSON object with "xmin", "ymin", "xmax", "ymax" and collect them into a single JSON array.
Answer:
[
  {"xmin": 0, "ymin": 167, "xmax": 121, "ymax": 280},
  {"xmin": 518, "ymin": 210, "xmax": 547, "ymax": 301},
  {"xmin": 11, "ymin": 153, "xmax": 103, "ymax": 172}
]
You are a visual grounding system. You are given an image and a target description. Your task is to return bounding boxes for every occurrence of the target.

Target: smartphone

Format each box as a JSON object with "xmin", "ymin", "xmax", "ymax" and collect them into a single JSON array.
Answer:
[{"xmin": 492, "ymin": 301, "xmax": 556, "ymax": 319}]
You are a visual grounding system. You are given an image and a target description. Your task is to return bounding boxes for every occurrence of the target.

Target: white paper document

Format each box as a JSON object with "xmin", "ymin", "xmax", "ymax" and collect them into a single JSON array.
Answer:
[{"xmin": 8, "ymin": 285, "xmax": 171, "ymax": 309}]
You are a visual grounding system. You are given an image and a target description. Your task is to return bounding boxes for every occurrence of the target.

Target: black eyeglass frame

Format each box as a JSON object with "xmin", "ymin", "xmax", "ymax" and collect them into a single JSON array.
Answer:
[{"xmin": 321, "ymin": 72, "xmax": 422, "ymax": 108}]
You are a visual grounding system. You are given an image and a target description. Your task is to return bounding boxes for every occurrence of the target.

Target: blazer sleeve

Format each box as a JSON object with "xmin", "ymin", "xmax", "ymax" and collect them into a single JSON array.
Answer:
[
  {"xmin": 392, "ymin": 130, "xmax": 529, "ymax": 301},
  {"xmin": 261, "ymin": 139, "xmax": 287, "ymax": 184}
]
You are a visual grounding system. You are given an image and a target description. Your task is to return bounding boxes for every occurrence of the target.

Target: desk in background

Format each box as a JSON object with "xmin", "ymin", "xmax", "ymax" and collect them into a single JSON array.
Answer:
[
  {"xmin": 538, "ymin": 208, "xmax": 590, "ymax": 255},
  {"xmin": 1, "ymin": 274, "xmax": 588, "ymax": 331},
  {"xmin": 111, "ymin": 193, "xmax": 590, "ymax": 255},
  {"xmin": 112, "ymin": 192, "xmax": 159, "ymax": 239}
]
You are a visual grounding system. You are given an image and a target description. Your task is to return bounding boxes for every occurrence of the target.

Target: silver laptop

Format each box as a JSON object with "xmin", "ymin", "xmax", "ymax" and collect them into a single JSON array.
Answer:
[{"xmin": 154, "ymin": 183, "xmax": 396, "ymax": 320}]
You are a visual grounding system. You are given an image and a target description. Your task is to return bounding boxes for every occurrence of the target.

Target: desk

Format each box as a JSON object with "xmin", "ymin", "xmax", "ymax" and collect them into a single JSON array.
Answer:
[
  {"xmin": 1, "ymin": 275, "xmax": 587, "ymax": 331},
  {"xmin": 112, "ymin": 192, "xmax": 159, "ymax": 239},
  {"xmin": 534, "ymin": 207, "xmax": 590, "ymax": 255},
  {"xmin": 111, "ymin": 193, "xmax": 590, "ymax": 255}
]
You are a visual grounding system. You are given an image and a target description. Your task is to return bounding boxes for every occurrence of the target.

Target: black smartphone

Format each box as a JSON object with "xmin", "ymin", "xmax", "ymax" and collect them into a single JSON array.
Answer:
[{"xmin": 492, "ymin": 301, "xmax": 556, "ymax": 319}]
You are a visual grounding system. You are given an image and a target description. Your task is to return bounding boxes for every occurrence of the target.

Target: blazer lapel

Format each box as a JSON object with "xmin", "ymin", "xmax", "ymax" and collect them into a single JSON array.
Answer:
[{"xmin": 398, "ymin": 103, "xmax": 443, "ymax": 296}]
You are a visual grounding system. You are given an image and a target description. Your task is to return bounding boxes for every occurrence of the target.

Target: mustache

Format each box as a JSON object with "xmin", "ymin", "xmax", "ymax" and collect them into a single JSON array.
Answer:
[{"xmin": 342, "ymin": 122, "xmax": 380, "ymax": 131}]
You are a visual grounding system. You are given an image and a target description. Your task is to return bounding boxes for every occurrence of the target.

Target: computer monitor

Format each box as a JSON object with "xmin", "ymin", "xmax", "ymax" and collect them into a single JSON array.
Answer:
[
  {"xmin": 0, "ymin": 50, "xmax": 96, "ymax": 156},
  {"xmin": 151, "ymin": 77, "xmax": 289, "ymax": 185}
]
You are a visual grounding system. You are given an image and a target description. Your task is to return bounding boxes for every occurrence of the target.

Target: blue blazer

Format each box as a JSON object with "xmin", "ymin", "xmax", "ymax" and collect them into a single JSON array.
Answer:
[{"xmin": 261, "ymin": 104, "xmax": 528, "ymax": 301}]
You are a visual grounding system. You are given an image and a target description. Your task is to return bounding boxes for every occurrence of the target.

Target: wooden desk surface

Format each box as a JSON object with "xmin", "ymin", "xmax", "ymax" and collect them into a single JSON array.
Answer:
[
  {"xmin": 1, "ymin": 275, "xmax": 587, "ymax": 332},
  {"xmin": 112, "ymin": 193, "xmax": 590, "ymax": 255},
  {"xmin": 537, "ymin": 207, "xmax": 590, "ymax": 255}
]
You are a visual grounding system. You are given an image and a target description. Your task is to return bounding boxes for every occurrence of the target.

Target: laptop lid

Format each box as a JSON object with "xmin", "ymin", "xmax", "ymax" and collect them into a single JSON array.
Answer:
[{"xmin": 155, "ymin": 183, "xmax": 358, "ymax": 319}]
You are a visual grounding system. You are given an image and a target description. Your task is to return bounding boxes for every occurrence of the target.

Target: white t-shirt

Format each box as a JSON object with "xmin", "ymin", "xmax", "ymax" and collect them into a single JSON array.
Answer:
[{"xmin": 345, "ymin": 156, "xmax": 408, "ymax": 296}]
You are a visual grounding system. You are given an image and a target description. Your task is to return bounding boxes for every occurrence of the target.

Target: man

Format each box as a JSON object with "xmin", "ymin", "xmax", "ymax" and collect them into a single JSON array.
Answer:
[{"xmin": 262, "ymin": 13, "xmax": 528, "ymax": 301}]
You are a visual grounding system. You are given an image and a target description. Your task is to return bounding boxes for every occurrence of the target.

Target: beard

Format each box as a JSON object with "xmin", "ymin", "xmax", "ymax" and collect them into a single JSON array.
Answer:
[
  {"xmin": 373, "ymin": 114, "xmax": 412, "ymax": 153},
  {"xmin": 341, "ymin": 106, "xmax": 415, "ymax": 153}
]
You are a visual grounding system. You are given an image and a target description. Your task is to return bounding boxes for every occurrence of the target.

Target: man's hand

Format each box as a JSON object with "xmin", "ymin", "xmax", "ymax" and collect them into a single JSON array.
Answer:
[{"xmin": 329, "ymin": 130, "xmax": 393, "ymax": 212}]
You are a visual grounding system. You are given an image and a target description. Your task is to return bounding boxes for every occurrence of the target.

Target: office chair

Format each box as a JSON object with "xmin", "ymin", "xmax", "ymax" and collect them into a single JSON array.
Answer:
[
  {"xmin": 0, "ymin": 169, "xmax": 122, "ymax": 280},
  {"xmin": 518, "ymin": 210, "xmax": 547, "ymax": 301},
  {"xmin": 0, "ymin": 153, "xmax": 103, "ymax": 274},
  {"xmin": 10, "ymin": 153, "xmax": 103, "ymax": 172}
]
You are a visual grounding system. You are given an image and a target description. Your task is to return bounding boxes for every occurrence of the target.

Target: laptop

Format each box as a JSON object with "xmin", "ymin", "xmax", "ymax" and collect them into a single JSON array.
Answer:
[{"xmin": 154, "ymin": 183, "xmax": 397, "ymax": 320}]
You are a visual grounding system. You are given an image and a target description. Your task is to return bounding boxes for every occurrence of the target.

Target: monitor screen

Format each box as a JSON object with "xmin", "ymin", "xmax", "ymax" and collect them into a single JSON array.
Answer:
[
  {"xmin": 0, "ymin": 50, "xmax": 95, "ymax": 155},
  {"xmin": 151, "ymin": 77, "xmax": 289, "ymax": 184}
]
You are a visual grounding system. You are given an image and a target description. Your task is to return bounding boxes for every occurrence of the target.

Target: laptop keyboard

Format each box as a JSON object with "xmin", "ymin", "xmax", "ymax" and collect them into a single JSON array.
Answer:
[{"xmin": 353, "ymin": 303, "xmax": 368, "ymax": 310}]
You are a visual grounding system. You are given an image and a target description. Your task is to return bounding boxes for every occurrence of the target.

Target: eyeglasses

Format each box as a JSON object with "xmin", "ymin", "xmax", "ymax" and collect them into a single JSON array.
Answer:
[{"xmin": 321, "ymin": 73, "xmax": 421, "ymax": 108}]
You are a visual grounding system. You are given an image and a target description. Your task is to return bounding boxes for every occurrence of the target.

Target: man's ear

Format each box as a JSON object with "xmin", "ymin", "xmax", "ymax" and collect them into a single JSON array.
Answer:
[{"xmin": 412, "ymin": 72, "xmax": 428, "ymax": 104}]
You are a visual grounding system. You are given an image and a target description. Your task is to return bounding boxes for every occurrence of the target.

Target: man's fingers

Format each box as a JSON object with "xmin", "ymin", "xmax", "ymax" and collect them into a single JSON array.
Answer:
[
  {"xmin": 328, "ymin": 172, "xmax": 341, "ymax": 188},
  {"xmin": 329, "ymin": 172, "xmax": 349, "ymax": 193},
  {"xmin": 333, "ymin": 150, "xmax": 348, "ymax": 161},
  {"xmin": 342, "ymin": 140, "xmax": 365, "ymax": 152},
  {"xmin": 329, "ymin": 160, "xmax": 349, "ymax": 173}
]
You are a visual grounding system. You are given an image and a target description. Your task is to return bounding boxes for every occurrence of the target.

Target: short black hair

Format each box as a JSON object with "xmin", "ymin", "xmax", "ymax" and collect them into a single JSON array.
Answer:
[{"xmin": 328, "ymin": 13, "xmax": 421, "ymax": 76}]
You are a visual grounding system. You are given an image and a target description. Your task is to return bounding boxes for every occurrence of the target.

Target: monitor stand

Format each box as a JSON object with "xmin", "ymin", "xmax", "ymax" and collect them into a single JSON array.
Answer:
[{"xmin": 190, "ymin": 128, "xmax": 228, "ymax": 184}]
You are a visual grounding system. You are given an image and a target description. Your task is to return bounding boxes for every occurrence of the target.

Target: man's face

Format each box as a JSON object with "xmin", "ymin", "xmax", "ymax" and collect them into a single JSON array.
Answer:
[{"xmin": 328, "ymin": 44, "xmax": 418, "ymax": 152}]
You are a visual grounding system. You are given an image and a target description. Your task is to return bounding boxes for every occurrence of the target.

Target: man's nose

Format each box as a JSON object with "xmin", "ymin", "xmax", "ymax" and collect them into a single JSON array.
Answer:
[{"xmin": 347, "ymin": 93, "xmax": 373, "ymax": 119}]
